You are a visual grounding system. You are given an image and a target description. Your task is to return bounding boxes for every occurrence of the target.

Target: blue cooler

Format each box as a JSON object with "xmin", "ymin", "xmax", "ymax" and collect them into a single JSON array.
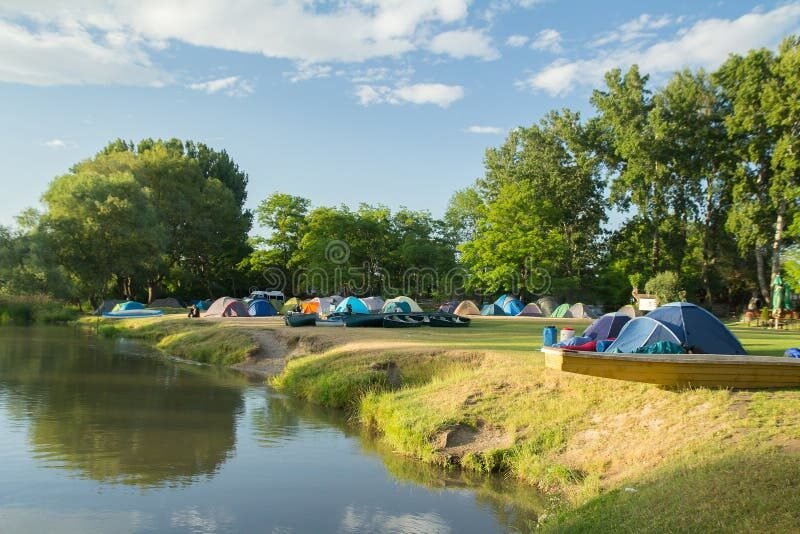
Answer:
[{"xmin": 542, "ymin": 326, "xmax": 557, "ymax": 347}]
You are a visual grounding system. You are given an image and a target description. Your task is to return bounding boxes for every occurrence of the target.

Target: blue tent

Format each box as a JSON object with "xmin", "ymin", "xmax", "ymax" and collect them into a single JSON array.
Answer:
[
  {"xmin": 646, "ymin": 302, "xmax": 746, "ymax": 355},
  {"xmin": 437, "ymin": 301, "xmax": 459, "ymax": 314},
  {"xmin": 502, "ymin": 298, "xmax": 525, "ymax": 316},
  {"xmin": 480, "ymin": 304, "xmax": 506, "ymax": 316},
  {"xmin": 112, "ymin": 300, "xmax": 145, "ymax": 312},
  {"xmin": 583, "ymin": 312, "xmax": 631, "ymax": 341},
  {"xmin": 334, "ymin": 296, "xmax": 370, "ymax": 314},
  {"xmin": 606, "ymin": 317, "xmax": 682, "ymax": 353},
  {"xmin": 383, "ymin": 301, "xmax": 411, "ymax": 313},
  {"xmin": 249, "ymin": 299, "xmax": 277, "ymax": 317},
  {"xmin": 493, "ymin": 294, "xmax": 524, "ymax": 315}
]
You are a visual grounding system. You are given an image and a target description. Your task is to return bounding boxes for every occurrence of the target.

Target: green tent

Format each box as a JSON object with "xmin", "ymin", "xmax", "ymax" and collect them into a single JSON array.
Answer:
[{"xmin": 551, "ymin": 303, "xmax": 570, "ymax": 318}]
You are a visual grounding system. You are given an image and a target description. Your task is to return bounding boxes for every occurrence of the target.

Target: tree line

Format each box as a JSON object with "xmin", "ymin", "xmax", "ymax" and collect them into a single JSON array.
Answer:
[{"xmin": 0, "ymin": 37, "xmax": 798, "ymax": 309}]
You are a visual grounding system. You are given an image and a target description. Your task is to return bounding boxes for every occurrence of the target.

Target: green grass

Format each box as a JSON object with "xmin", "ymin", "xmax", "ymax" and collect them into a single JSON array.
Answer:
[
  {"xmin": 82, "ymin": 315, "xmax": 259, "ymax": 365},
  {"xmin": 0, "ymin": 294, "xmax": 79, "ymax": 325}
]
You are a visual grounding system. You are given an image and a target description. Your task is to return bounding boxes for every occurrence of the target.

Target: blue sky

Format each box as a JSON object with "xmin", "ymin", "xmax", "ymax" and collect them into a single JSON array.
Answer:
[{"xmin": 1, "ymin": 1, "xmax": 799, "ymax": 234}]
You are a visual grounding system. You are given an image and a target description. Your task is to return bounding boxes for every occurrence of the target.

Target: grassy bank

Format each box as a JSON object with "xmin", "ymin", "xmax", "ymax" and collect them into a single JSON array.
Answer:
[
  {"xmin": 82, "ymin": 314, "xmax": 800, "ymax": 529},
  {"xmin": 269, "ymin": 319, "xmax": 800, "ymax": 530},
  {"xmin": 0, "ymin": 294, "xmax": 79, "ymax": 325},
  {"xmin": 84, "ymin": 315, "xmax": 260, "ymax": 365}
]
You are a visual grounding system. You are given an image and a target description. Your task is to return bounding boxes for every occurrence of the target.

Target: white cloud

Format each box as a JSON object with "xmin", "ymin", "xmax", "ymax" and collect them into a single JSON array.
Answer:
[
  {"xmin": 285, "ymin": 61, "xmax": 332, "ymax": 83},
  {"xmin": 0, "ymin": 18, "xmax": 168, "ymax": 86},
  {"xmin": 429, "ymin": 28, "xmax": 499, "ymax": 60},
  {"xmin": 0, "ymin": 1, "xmax": 475, "ymax": 86},
  {"xmin": 356, "ymin": 82, "xmax": 464, "ymax": 108},
  {"xmin": 519, "ymin": 3, "xmax": 800, "ymax": 96},
  {"xmin": 465, "ymin": 125, "xmax": 503, "ymax": 134},
  {"xmin": 188, "ymin": 76, "xmax": 253, "ymax": 96},
  {"xmin": 42, "ymin": 139, "xmax": 76, "ymax": 149},
  {"xmin": 591, "ymin": 14, "xmax": 674, "ymax": 47},
  {"xmin": 506, "ymin": 34, "xmax": 529, "ymax": 47},
  {"xmin": 530, "ymin": 28, "xmax": 562, "ymax": 53}
]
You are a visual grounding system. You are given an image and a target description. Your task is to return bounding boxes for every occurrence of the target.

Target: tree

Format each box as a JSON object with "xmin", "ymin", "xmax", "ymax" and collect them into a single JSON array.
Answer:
[
  {"xmin": 715, "ymin": 37, "xmax": 800, "ymax": 305},
  {"xmin": 41, "ymin": 171, "xmax": 162, "ymax": 305},
  {"xmin": 460, "ymin": 111, "xmax": 607, "ymax": 298}
]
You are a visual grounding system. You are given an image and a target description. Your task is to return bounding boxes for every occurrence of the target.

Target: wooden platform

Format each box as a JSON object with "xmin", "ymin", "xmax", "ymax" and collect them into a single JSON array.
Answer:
[{"xmin": 541, "ymin": 347, "xmax": 800, "ymax": 389}]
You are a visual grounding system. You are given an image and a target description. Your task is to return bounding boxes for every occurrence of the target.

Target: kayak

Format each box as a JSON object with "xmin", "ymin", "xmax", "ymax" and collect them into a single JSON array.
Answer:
[
  {"xmin": 428, "ymin": 314, "xmax": 471, "ymax": 327},
  {"xmin": 284, "ymin": 312, "xmax": 317, "ymax": 327},
  {"xmin": 102, "ymin": 309, "xmax": 164, "ymax": 319},
  {"xmin": 383, "ymin": 314, "xmax": 425, "ymax": 328},
  {"xmin": 315, "ymin": 314, "xmax": 347, "ymax": 327},
  {"xmin": 344, "ymin": 314, "xmax": 385, "ymax": 327}
]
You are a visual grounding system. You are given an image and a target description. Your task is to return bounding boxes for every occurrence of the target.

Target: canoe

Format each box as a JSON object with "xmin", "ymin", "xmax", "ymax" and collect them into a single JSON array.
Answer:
[
  {"xmin": 284, "ymin": 313, "xmax": 317, "ymax": 327},
  {"xmin": 428, "ymin": 314, "xmax": 471, "ymax": 327},
  {"xmin": 102, "ymin": 309, "xmax": 163, "ymax": 318},
  {"xmin": 315, "ymin": 315, "xmax": 347, "ymax": 327},
  {"xmin": 344, "ymin": 314, "xmax": 385, "ymax": 327},
  {"xmin": 383, "ymin": 314, "xmax": 425, "ymax": 328},
  {"xmin": 541, "ymin": 346, "xmax": 800, "ymax": 389}
]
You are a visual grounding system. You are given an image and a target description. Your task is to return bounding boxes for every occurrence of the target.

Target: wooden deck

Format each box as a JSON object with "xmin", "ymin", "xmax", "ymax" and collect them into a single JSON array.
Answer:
[{"xmin": 541, "ymin": 347, "xmax": 800, "ymax": 389}]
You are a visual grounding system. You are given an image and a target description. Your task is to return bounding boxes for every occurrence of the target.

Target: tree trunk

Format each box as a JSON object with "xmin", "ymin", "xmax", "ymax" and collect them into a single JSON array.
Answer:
[
  {"xmin": 701, "ymin": 180, "xmax": 714, "ymax": 306},
  {"xmin": 756, "ymin": 245, "xmax": 770, "ymax": 306},
  {"xmin": 651, "ymin": 223, "xmax": 660, "ymax": 274}
]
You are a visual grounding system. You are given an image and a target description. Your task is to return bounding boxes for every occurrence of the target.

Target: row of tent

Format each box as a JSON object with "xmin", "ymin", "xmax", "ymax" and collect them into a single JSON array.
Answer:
[
  {"xmin": 437, "ymin": 295, "xmax": 626, "ymax": 319},
  {"xmin": 201, "ymin": 295, "xmax": 426, "ymax": 318},
  {"xmin": 556, "ymin": 302, "xmax": 746, "ymax": 355}
]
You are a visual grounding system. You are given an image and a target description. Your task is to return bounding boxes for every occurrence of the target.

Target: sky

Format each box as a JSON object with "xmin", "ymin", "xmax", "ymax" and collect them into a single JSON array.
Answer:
[{"xmin": 1, "ymin": 1, "xmax": 799, "ymax": 234}]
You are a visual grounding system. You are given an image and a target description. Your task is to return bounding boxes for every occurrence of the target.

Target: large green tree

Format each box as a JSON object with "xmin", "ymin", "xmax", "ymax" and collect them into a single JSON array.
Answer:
[{"xmin": 458, "ymin": 111, "xmax": 606, "ymax": 298}]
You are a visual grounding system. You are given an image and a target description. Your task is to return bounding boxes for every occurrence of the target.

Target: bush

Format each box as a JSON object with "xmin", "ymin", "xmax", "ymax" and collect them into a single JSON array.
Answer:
[
  {"xmin": 0, "ymin": 294, "xmax": 79, "ymax": 325},
  {"xmin": 644, "ymin": 271, "xmax": 686, "ymax": 305}
]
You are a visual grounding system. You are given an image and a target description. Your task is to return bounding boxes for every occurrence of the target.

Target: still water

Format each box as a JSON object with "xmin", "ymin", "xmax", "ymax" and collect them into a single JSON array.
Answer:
[{"xmin": 0, "ymin": 327, "xmax": 542, "ymax": 533}]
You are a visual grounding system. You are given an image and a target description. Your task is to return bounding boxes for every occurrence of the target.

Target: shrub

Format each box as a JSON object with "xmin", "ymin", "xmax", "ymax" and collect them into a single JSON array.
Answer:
[{"xmin": 644, "ymin": 271, "xmax": 686, "ymax": 305}]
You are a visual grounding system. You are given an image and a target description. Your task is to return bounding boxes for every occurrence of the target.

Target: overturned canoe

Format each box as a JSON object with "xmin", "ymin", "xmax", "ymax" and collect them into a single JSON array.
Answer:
[
  {"xmin": 344, "ymin": 314, "xmax": 385, "ymax": 327},
  {"xmin": 541, "ymin": 346, "xmax": 800, "ymax": 389},
  {"xmin": 428, "ymin": 314, "xmax": 471, "ymax": 327},
  {"xmin": 284, "ymin": 312, "xmax": 317, "ymax": 327},
  {"xmin": 383, "ymin": 314, "xmax": 425, "ymax": 328},
  {"xmin": 102, "ymin": 309, "xmax": 163, "ymax": 319}
]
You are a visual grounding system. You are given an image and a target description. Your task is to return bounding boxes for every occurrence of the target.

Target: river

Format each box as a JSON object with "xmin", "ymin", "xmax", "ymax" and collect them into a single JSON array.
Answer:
[{"xmin": 0, "ymin": 326, "xmax": 543, "ymax": 533}]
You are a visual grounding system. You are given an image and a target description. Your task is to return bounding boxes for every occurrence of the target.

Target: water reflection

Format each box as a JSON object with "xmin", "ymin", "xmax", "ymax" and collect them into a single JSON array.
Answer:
[
  {"xmin": 0, "ymin": 327, "xmax": 246, "ymax": 487},
  {"xmin": 258, "ymin": 392, "xmax": 545, "ymax": 532}
]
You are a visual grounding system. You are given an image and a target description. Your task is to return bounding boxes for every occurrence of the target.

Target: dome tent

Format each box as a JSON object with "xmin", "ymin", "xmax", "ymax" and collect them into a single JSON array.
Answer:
[
  {"xmin": 568, "ymin": 302, "xmax": 598, "ymax": 319},
  {"xmin": 536, "ymin": 296, "xmax": 558, "ymax": 317},
  {"xmin": 517, "ymin": 303, "xmax": 544, "ymax": 317},
  {"xmin": 249, "ymin": 299, "xmax": 277, "ymax": 317},
  {"xmin": 646, "ymin": 302, "xmax": 746, "ymax": 355},
  {"xmin": 583, "ymin": 312, "xmax": 631, "ymax": 340},
  {"xmin": 383, "ymin": 301, "xmax": 411, "ymax": 313},
  {"xmin": 550, "ymin": 303, "xmax": 571, "ymax": 318},
  {"xmin": 302, "ymin": 296, "xmax": 342, "ymax": 315},
  {"xmin": 335, "ymin": 296, "xmax": 370, "ymax": 314},
  {"xmin": 93, "ymin": 299, "xmax": 124, "ymax": 315},
  {"xmin": 204, "ymin": 297, "xmax": 249, "ymax": 317},
  {"xmin": 618, "ymin": 304, "xmax": 637, "ymax": 318},
  {"xmin": 149, "ymin": 297, "xmax": 183, "ymax": 308},
  {"xmin": 280, "ymin": 297, "xmax": 301, "ymax": 315},
  {"xmin": 453, "ymin": 300, "xmax": 481, "ymax": 316},
  {"xmin": 606, "ymin": 317, "xmax": 683, "ymax": 353},
  {"xmin": 480, "ymin": 304, "xmax": 505, "ymax": 316},
  {"xmin": 382, "ymin": 296, "xmax": 423, "ymax": 313},
  {"xmin": 112, "ymin": 301, "xmax": 146, "ymax": 312},
  {"xmin": 495, "ymin": 295, "xmax": 525, "ymax": 316},
  {"xmin": 437, "ymin": 301, "xmax": 459, "ymax": 314},
  {"xmin": 361, "ymin": 296, "xmax": 385, "ymax": 313}
]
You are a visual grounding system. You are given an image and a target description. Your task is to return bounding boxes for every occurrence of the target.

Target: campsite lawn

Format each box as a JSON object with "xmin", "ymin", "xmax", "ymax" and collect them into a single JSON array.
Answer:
[{"xmin": 87, "ymin": 314, "xmax": 800, "ymax": 530}]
